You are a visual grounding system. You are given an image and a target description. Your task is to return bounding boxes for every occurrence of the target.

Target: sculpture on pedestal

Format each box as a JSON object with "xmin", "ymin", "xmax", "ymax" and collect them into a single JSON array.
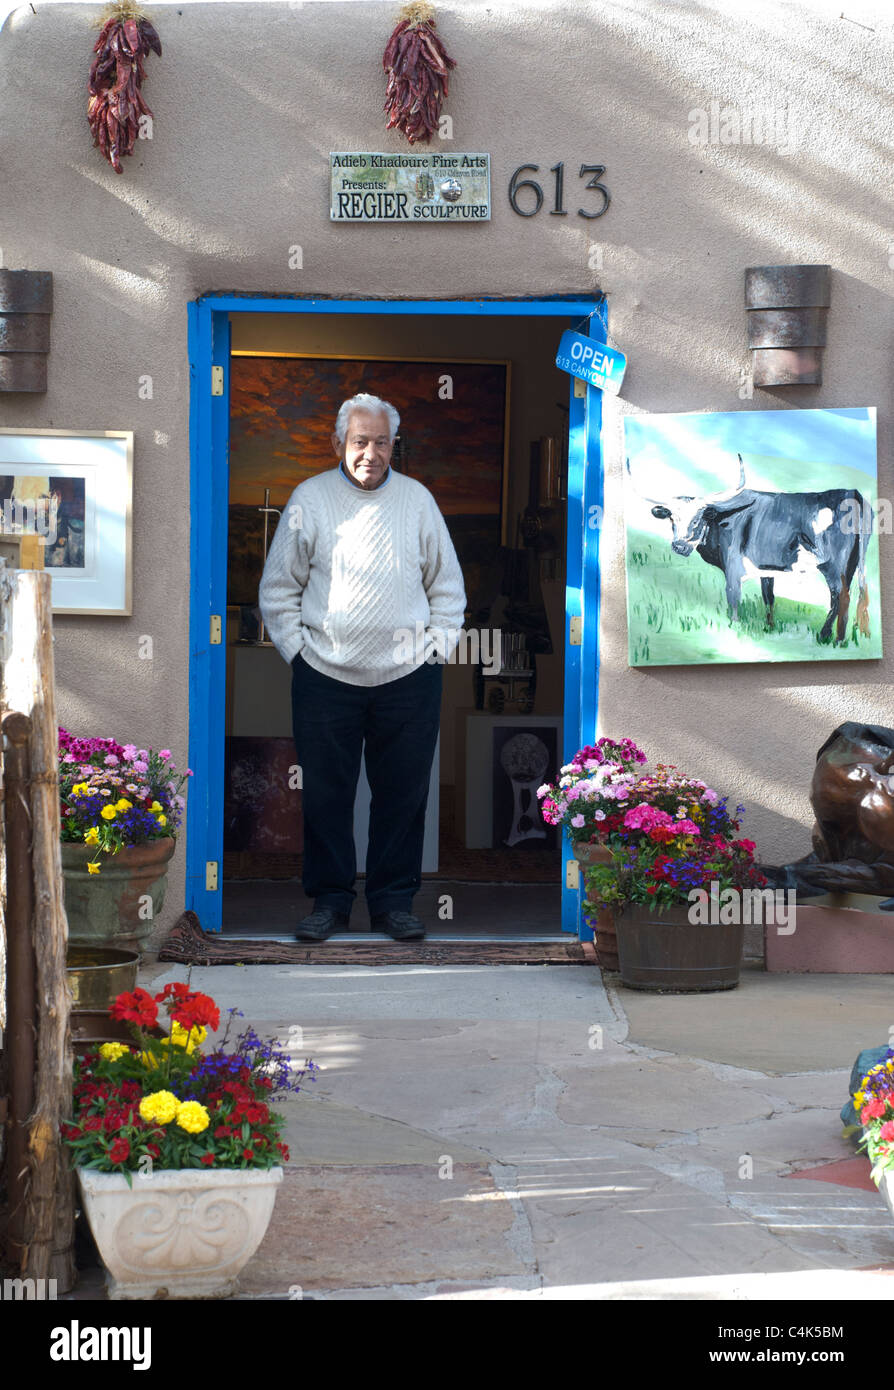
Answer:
[{"xmin": 766, "ymin": 723, "xmax": 894, "ymax": 909}]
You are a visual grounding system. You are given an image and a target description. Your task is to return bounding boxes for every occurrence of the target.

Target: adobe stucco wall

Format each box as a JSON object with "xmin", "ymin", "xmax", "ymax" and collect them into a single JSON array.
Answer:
[{"xmin": 0, "ymin": 0, "xmax": 891, "ymax": 937}]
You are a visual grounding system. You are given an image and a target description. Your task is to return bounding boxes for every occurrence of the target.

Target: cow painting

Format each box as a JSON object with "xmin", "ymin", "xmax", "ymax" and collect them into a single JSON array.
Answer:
[{"xmin": 627, "ymin": 454, "xmax": 873, "ymax": 645}]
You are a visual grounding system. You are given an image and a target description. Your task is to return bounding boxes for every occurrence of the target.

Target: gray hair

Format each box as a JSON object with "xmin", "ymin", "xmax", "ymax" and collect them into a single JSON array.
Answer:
[{"xmin": 334, "ymin": 393, "xmax": 400, "ymax": 445}]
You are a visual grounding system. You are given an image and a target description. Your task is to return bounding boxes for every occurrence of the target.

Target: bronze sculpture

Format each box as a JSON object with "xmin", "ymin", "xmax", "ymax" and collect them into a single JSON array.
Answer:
[{"xmin": 766, "ymin": 723, "xmax": 894, "ymax": 909}]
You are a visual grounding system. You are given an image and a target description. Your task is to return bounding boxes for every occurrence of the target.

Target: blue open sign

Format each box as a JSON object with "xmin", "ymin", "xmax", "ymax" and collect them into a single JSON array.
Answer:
[{"xmin": 555, "ymin": 330, "xmax": 626, "ymax": 394}]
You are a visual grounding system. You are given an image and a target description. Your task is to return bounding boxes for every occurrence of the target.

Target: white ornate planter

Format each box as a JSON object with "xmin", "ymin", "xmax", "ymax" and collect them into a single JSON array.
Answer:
[
  {"xmin": 77, "ymin": 1165, "xmax": 283, "ymax": 1300},
  {"xmin": 877, "ymin": 1168, "xmax": 894, "ymax": 1221}
]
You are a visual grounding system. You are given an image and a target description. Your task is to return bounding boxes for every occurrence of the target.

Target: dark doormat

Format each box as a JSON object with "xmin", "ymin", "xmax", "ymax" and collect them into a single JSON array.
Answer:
[{"xmin": 158, "ymin": 912, "xmax": 590, "ymax": 967}]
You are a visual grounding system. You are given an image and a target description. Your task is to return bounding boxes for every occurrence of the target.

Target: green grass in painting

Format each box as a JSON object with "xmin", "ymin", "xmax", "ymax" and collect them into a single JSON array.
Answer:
[{"xmin": 626, "ymin": 531, "xmax": 883, "ymax": 666}]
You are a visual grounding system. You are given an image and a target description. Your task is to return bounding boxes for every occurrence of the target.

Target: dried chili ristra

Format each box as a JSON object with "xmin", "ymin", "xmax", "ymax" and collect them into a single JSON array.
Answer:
[
  {"xmin": 88, "ymin": 2, "xmax": 162, "ymax": 174},
  {"xmin": 383, "ymin": 1, "xmax": 456, "ymax": 145}
]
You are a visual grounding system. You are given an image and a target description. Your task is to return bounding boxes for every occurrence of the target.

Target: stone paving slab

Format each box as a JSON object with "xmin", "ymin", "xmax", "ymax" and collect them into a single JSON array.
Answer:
[
  {"xmin": 612, "ymin": 966, "xmax": 894, "ymax": 1073},
  {"xmin": 146, "ymin": 961, "xmax": 609, "ymax": 1023},
  {"xmin": 238, "ymin": 1163, "xmax": 530, "ymax": 1294},
  {"xmin": 555, "ymin": 1054, "xmax": 775, "ymax": 1134},
  {"xmin": 281, "ymin": 1095, "xmax": 489, "ymax": 1166}
]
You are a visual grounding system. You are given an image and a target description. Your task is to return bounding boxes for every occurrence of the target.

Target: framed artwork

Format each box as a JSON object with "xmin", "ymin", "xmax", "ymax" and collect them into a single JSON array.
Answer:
[
  {"xmin": 224, "ymin": 736, "xmax": 302, "ymax": 854},
  {"xmin": 0, "ymin": 429, "xmax": 132, "ymax": 615},
  {"xmin": 623, "ymin": 407, "xmax": 882, "ymax": 666},
  {"xmin": 491, "ymin": 722, "xmax": 559, "ymax": 851},
  {"xmin": 227, "ymin": 353, "xmax": 510, "ymax": 607}
]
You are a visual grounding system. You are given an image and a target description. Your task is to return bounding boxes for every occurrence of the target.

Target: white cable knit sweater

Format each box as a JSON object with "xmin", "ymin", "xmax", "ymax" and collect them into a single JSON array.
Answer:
[{"xmin": 258, "ymin": 466, "xmax": 467, "ymax": 687}]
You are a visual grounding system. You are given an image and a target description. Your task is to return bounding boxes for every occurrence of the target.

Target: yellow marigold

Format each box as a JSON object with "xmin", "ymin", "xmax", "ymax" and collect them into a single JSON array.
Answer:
[
  {"xmin": 84, "ymin": 827, "xmax": 100, "ymax": 845},
  {"xmin": 100, "ymin": 805, "xmax": 117, "ymax": 820},
  {"xmin": 139, "ymin": 1090, "xmax": 180, "ymax": 1125},
  {"xmin": 87, "ymin": 861, "xmax": 101, "ymax": 875},
  {"xmin": 175, "ymin": 1101, "xmax": 210, "ymax": 1135},
  {"xmin": 170, "ymin": 1021, "xmax": 207, "ymax": 1052},
  {"xmin": 99, "ymin": 1041, "xmax": 130, "ymax": 1061}
]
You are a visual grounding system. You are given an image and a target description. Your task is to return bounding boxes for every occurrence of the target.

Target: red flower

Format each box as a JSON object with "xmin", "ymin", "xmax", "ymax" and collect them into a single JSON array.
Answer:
[
  {"xmin": 242, "ymin": 1148, "xmax": 255, "ymax": 1162},
  {"xmin": 646, "ymin": 884, "xmax": 658, "ymax": 895},
  {"xmin": 83, "ymin": 1115, "xmax": 103, "ymax": 1131},
  {"xmin": 214, "ymin": 1125, "xmax": 233, "ymax": 1139},
  {"xmin": 109, "ymin": 1137, "xmax": 130, "ymax": 1164},
  {"xmin": 109, "ymin": 987, "xmax": 158, "ymax": 1029},
  {"xmin": 276, "ymin": 1143, "xmax": 290, "ymax": 1162},
  {"xmin": 170, "ymin": 991, "xmax": 220, "ymax": 1033},
  {"xmin": 200, "ymin": 1153, "xmax": 215, "ymax": 1167},
  {"xmin": 156, "ymin": 981, "xmax": 190, "ymax": 1003},
  {"xmin": 145, "ymin": 1143, "xmax": 161, "ymax": 1159}
]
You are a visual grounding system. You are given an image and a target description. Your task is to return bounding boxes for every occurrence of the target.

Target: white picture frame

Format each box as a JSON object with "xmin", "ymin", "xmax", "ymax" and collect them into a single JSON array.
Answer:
[{"xmin": 0, "ymin": 429, "xmax": 133, "ymax": 615}]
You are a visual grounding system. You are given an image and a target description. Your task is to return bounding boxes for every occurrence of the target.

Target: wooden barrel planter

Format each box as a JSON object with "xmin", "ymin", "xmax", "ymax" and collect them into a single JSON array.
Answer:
[
  {"xmin": 573, "ymin": 842, "xmax": 620, "ymax": 971},
  {"xmin": 744, "ymin": 264, "xmax": 830, "ymax": 386},
  {"xmin": 615, "ymin": 905, "xmax": 744, "ymax": 993},
  {"xmin": 0, "ymin": 269, "xmax": 53, "ymax": 392}
]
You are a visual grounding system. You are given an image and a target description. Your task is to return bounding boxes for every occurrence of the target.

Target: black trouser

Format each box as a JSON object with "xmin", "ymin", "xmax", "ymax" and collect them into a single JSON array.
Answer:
[{"xmin": 291, "ymin": 653, "xmax": 442, "ymax": 918}]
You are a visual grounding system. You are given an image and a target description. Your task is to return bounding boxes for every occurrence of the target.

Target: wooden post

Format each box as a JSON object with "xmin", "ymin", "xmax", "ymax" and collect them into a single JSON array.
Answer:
[
  {"xmin": 4, "ymin": 709, "xmax": 36, "ymax": 1267},
  {"xmin": 2, "ymin": 568, "xmax": 74, "ymax": 1289}
]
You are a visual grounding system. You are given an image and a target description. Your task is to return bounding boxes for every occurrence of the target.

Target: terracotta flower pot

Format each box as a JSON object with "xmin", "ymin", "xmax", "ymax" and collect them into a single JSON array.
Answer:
[
  {"xmin": 615, "ymin": 904, "xmax": 744, "ymax": 993},
  {"xmin": 61, "ymin": 837, "xmax": 176, "ymax": 955},
  {"xmin": 76, "ymin": 1165, "xmax": 283, "ymax": 1300}
]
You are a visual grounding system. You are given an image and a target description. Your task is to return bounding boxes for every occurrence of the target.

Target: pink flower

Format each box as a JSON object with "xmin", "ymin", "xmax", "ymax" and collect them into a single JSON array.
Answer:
[
  {"xmin": 159, "ymin": 749, "xmax": 172, "ymax": 760},
  {"xmin": 880, "ymin": 1121, "xmax": 894, "ymax": 1142},
  {"xmin": 122, "ymin": 744, "xmax": 137, "ymax": 760},
  {"xmin": 571, "ymin": 815, "xmax": 585, "ymax": 829},
  {"xmin": 701, "ymin": 789, "xmax": 719, "ymax": 805},
  {"xmin": 104, "ymin": 754, "xmax": 119, "ymax": 766},
  {"xmin": 133, "ymin": 760, "xmax": 148, "ymax": 774},
  {"xmin": 862, "ymin": 1099, "xmax": 886, "ymax": 1122},
  {"xmin": 593, "ymin": 810, "xmax": 606, "ymax": 821}
]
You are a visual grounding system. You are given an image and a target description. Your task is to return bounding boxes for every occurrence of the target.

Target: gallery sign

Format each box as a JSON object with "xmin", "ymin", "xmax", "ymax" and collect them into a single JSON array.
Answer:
[
  {"xmin": 330, "ymin": 153, "xmax": 491, "ymax": 222},
  {"xmin": 555, "ymin": 330, "xmax": 627, "ymax": 394}
]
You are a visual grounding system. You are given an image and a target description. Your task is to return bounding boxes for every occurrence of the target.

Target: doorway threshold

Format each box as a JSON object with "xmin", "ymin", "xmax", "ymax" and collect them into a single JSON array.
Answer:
[{"xmin": 222, "ymin": 932, "xmax": 566, "ymax": 944}]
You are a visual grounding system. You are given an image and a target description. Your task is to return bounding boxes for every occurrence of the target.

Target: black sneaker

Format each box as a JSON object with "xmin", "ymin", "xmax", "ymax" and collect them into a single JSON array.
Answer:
[
  {"xmin": 294, "ymin": 907, "xmax": 350, "ymax": 942},
  {"xmin": 370, "ymin": 911, "xmax": 426, "ymax": 941}
]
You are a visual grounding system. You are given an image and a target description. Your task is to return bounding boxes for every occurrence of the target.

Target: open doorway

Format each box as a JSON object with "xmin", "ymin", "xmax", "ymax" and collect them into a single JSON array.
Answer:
[{"xmin": 219, "ymin": 311, "xmax": 572, "ymax": 940}]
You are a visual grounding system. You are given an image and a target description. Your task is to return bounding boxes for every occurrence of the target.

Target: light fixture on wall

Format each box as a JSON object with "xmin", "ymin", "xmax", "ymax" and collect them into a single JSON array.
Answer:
[
  {"xmin": 0, "ymin": 270, "xmax": 53, "ymax": 392},
  {"xmin": 745, "ymin": 264, "xmax": 830, "ymax": 386}
]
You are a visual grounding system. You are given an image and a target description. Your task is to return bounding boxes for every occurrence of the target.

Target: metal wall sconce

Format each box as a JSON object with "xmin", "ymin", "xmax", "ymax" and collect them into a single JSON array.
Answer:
[
  {"xmin": 0, "ymin": 270, "xmax": 53, "ymax": 392},
  {"xmin": 745, "ymin": 264, "xmax": 830, "ymax": 386}
]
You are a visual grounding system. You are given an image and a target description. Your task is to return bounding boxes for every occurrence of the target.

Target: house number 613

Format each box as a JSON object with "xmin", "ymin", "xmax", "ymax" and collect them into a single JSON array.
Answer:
[{"xmin": 508, "ymin": 163, "xmax": 610, "ymax": 218}]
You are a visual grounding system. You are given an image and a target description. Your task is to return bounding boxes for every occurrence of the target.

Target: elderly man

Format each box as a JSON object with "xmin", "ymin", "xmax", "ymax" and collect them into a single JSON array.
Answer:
[{"xmin": 259, "ymin": 392, "xmax": 466, "ymax": 941}]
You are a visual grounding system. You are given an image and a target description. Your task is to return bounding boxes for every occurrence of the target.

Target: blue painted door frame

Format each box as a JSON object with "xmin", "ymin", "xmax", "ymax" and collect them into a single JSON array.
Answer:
[{"xmin": 187, "ymin": 294, "xmax": 604, "ymax": 935}]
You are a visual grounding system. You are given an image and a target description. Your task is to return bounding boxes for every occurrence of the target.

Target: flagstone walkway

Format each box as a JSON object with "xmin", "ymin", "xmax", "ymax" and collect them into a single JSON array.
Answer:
[{"xmin": 124, "ymin": 958, "xmax": 894, "ymax": 1300}]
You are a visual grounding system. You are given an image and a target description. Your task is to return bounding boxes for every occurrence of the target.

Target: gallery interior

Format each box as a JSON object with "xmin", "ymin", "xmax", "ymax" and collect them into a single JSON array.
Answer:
[{"xmin": 221, "ymin": 311, "xmax": 575, "ymax": 939}]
